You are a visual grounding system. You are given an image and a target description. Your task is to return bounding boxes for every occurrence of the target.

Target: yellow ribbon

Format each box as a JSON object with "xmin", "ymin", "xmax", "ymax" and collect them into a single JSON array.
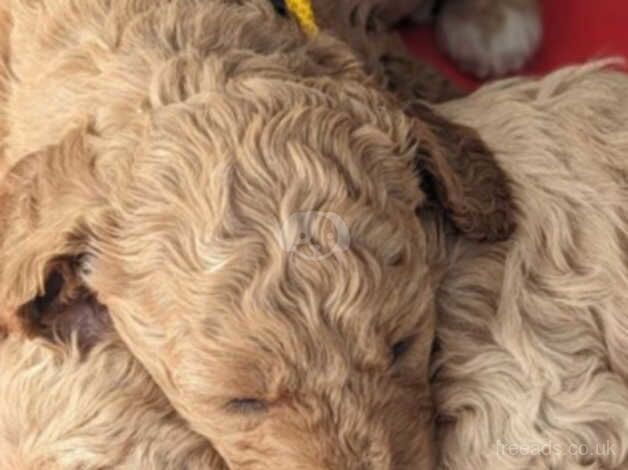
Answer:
[{"xmin": 285, "ymin": 0, "xmax": 319, "ymax": 36}]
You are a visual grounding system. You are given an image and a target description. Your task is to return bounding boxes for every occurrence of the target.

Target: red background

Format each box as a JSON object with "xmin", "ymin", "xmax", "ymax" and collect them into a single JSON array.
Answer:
[{"xmin": 402, "ymin": 0, "xmax": 628, "ymax": 90}]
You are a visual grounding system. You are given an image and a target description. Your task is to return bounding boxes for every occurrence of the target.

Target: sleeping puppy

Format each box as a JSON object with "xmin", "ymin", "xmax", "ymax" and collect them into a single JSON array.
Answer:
[
  {"xmin": 0, "ymin": 0, "xmax": 514, "ymax": 468},
  {"xmin": 432, "ymin": 62, "xmax": 628, "ymax": 469},
  {"xmin": 0, "ymin": 307, "xmax": 228, "ymax": 470}
]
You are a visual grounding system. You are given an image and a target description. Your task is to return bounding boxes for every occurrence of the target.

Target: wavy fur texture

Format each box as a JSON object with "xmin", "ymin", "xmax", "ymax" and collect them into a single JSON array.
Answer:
[
  {"xmin": 434, "ymin": 62, "xmax": 628, "ymax": 469},
  {"xmin": 0, "ymin": 334, "xmax": 227, "ymax": 469},
  {"xmin": 0, "ymin": 1, "xmax": 621, "ymax": 469},
  {"xmin": 0, "ymin": 0, "xmax": 516, "ymax": 468},
  {"xmin": 0, "ymin": 2, "xmax": 9, "ymax": 184}
]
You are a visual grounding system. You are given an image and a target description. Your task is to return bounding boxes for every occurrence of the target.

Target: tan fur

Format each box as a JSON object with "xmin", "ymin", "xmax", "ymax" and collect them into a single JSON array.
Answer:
[
  {"xmin": 0, "ymin": 0, "xmax": 515, "ymax": 468},
  {"xmin": 0, "ymin": 333, "xmax": 227, "ymax": 469},
  {"xmin": 0, "ymin": 2, "xmax": 10, "ymax": 181},
  {"xmin": 433, "ymin": 62, "xmax": 628, "ymax": 469}
]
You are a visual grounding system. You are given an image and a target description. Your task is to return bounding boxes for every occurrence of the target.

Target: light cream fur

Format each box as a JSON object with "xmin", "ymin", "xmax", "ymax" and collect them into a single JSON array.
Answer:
[
  {"xmin": 0, "ymin": 334, "xmax": 227, "ymax": 469},
  {"xmin": 434, "ymin": 62, "xmax": 628, "ymax": 469},
  {"xmin": 0, "ymin": 2, "xmax": 9, "ymax": 182}
]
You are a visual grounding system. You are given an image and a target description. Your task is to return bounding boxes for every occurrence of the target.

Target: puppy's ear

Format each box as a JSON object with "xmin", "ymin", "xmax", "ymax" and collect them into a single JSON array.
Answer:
[
  {"xmin": 409, "ymin": 102, "xmax": 516, "ymax": 241},
  {"xmin": 0, "ymin": 127, "xmax": 105, "ymax": 337}
]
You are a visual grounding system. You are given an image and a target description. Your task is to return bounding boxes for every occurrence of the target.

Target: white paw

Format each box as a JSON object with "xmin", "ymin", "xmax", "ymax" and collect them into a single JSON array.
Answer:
[{"xmin": 437, "ymin": 1, "xmax": 542, "ymax": 78}]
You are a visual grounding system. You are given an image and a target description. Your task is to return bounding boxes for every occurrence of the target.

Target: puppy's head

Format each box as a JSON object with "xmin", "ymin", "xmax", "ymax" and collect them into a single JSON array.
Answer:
[
  {"xmin": 1, "ymin": 61, "xmax": 513, "ymax": 468},
  {"xmin": 80, "ymin": 72, "xmax": 513, "ymax": 468}
]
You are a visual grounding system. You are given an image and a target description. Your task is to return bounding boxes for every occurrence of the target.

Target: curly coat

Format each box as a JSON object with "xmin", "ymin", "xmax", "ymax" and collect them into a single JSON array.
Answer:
[
  {"xmin": 433, "ymin": 63, "xmax": 628, "ymax": 469},
  {"xmin": 0, "ymin": 0, "xmax": 513, "ymax": 468},
  {"xmin": 0, "ymin": 332, "xmax": 227, "ymax": 469}
]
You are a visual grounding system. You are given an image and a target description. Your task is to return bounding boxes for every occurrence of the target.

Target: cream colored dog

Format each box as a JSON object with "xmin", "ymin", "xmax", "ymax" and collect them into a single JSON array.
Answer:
[
  {"xmin": 0, "ymin": 331, "xmax": 227, "ymax": 469},
  {"xmin": 433, "ymin": 62, "xmax": 628, "ymax": 469}
]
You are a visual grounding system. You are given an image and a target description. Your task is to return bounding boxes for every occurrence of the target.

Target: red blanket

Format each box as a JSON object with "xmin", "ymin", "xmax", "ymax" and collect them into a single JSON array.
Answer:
[{"xmin": 403, "ymin": 0, "xmax": 628, "ymax": 90}]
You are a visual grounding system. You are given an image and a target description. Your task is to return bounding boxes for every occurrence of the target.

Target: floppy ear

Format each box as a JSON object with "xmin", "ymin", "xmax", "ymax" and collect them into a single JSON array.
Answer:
[
  {"xmin": 408, "ymin": 102, "xmax": 516, "ymax": 241},
  {"xmin": 0, "ymin": 127, "xmax": 106, "ymax": 336}
]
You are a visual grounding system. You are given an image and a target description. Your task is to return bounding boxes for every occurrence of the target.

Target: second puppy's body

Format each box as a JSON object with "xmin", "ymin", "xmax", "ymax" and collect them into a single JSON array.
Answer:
[
  {"xmin": 434, "ymin": 63, "xmax": 628, "ymax": 469},
  {"xmin": 0, "ymin": 334, "xmax": 226, "ymax": 470}
]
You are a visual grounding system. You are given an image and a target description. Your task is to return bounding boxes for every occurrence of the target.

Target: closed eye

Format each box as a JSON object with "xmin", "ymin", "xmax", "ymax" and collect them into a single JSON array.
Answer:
[
  {"xmin": 391, "ymin": 336, "xmax": 414, "ymax": 364},
  {"xmin": 225, "ymin": 398, "xmax": 268, "ymax": 414}
]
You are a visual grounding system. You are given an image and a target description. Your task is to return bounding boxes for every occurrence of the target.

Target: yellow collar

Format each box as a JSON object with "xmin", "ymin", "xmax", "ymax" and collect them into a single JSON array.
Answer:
[{"xmin": 284, "ymin": 0, "xmax": 319, "ymax": 36}]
